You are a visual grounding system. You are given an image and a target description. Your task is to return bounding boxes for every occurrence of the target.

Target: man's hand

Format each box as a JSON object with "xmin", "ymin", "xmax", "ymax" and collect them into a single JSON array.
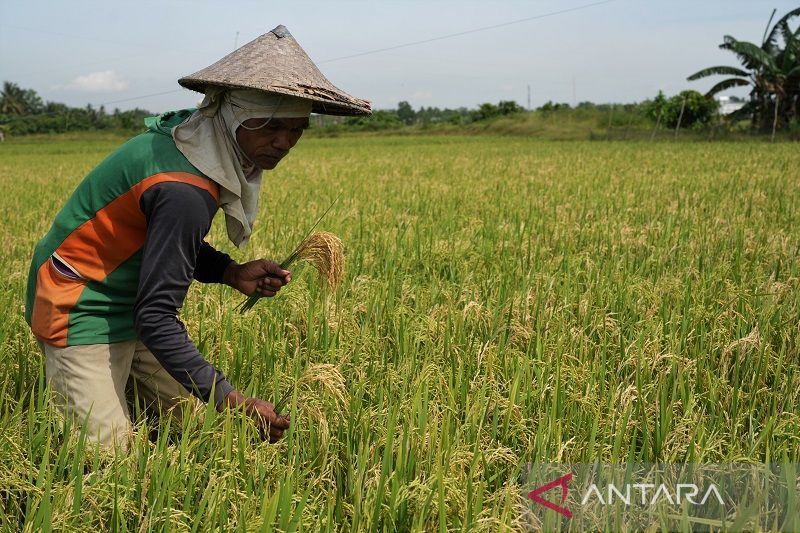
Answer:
[
  {"xmin": 219, "ymin": 389, "xmax": 290, "ymax": 443},
  {"xmin": 223, "ymin": 259, "xmax": 292, "ymax": 297}
]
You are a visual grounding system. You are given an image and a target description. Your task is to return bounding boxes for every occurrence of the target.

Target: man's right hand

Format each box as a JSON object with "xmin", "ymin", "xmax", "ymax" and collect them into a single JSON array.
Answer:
[
  {"xmin": 219, "ymin": 389, "xmax": 291, "ymax": 443},
  {"xmin": 222, "ymin": 260, "xmax": 292, "ymax": 298}
]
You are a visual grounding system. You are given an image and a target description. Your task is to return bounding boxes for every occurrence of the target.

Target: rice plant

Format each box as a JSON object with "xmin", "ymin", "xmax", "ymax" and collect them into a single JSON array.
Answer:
[
  {"xmin": 239, "ymin": 195, "xmax": 343, "ymax": 313},
  {"xmin": 0, "ymin": 134, "xmax": 798, "ymax": 530}
]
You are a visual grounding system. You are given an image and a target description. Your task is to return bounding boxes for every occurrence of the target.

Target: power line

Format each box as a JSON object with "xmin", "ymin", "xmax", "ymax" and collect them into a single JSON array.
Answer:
[
  {"xmin": 2, "ymin": 0, "xmax": 617, "ymax": 116},
  {"xmin": 100, "ymin": 90, "xmax": 184, "ymax": 106},
  {"xmin": 13, "ymin": 52, "xmax": 147, "ymax": 80},
  {"xmin": 121, "ymin": 1, "xmax": 617, "ymax": 106},
  {"xmin": 317, "ymin": 0, "xmax": 617, "ymax": 64}
]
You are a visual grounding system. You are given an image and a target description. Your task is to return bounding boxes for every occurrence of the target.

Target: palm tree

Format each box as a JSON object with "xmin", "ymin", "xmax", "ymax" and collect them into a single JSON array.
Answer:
[
  {"xmin": 687, "ymin": 8, "xmax": 800, "ymax": 132},
  {"xmin": 0, "ymin": 81, "xmax": 27, "ymax": 115}
]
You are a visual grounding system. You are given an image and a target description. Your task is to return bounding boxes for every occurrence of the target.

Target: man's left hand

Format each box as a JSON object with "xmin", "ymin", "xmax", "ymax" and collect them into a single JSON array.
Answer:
[{"xmin": 223, "ymin": 260, "xmax": 292, "ymax": 297}]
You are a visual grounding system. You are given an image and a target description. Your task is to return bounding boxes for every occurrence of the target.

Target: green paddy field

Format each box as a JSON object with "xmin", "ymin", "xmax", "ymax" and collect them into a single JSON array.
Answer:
[{"xmin": 0, "ymin": 135, "xmax": 798, "ymax": 530}]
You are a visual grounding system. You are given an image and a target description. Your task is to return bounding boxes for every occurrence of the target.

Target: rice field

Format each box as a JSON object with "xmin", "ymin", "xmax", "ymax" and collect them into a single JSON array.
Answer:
[{"xmin": 0, "ymin": 134, "xmax": 798, "ymax": 531}]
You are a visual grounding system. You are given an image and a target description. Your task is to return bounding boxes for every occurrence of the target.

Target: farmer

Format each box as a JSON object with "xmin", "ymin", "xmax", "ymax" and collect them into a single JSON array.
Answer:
[{"xmin": 24, "ymin": 26, "xmax": 370, "ymax": 449}]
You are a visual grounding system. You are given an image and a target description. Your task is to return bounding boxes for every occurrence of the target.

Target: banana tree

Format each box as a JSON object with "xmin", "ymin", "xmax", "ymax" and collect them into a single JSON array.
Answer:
[{"xmin": 687, "ymin": 7, "xmax": 800, "ymax": 132}]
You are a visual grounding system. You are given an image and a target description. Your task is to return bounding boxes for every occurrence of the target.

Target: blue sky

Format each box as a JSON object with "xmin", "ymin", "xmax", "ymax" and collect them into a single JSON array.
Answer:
[{"xmin": 1, "ymin": 0, "xmax": 797, "ymax": 112}]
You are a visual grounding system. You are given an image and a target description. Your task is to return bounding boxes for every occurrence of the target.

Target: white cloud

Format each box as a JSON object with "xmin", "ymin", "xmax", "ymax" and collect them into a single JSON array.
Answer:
[{"xmin": 63, "ymin": 70, "xmax": 129, "ymax": 93}]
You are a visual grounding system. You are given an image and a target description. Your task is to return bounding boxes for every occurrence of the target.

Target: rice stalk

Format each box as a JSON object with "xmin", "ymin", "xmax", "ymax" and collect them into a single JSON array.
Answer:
[
  {"xmin": 239, "ymin": 231, "xmax": 344, "ymax": 313},
  {"xmin": 239, "ymin": 195, "xmax": 342, "ymax": 313},
  {"xmin": 274, "ymin": 363, "xmax": 347, "ymax": 415}
]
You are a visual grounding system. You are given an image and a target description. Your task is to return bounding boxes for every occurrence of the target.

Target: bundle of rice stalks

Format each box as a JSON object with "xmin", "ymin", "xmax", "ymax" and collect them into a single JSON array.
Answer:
[
  {"xmin": 239, "ymin": 196, "xmax": 343, "ymax": 313},
  {"xmin": 285, "ymin": 231, "xmax": 344, "ymax": 290},
  {"xmin": 239, "ymin": 231, "xmax": 344, "ymax": 313}
]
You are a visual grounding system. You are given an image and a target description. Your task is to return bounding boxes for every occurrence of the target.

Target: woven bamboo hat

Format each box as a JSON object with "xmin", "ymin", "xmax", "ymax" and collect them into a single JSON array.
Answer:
[{"xmin": 179, "ymin": 25, "xmax": 371, "ymax": 116}]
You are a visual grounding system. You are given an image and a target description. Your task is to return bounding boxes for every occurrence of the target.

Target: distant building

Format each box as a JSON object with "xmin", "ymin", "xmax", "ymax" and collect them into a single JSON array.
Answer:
[{"xmin": 716, "ymin": 95, "xmax": 745, "ymax": 115}]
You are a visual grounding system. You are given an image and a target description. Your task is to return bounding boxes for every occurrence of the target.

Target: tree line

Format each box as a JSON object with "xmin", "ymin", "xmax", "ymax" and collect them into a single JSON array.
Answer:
[
  {"xmin": 0, "ymin": 81, "xmax": 151, "ymax": 135},
  {"xmin": 0, "ymin": 83, "xmax": 533, "ymax": 136},
  {"xmin": 317, "ymin": 100, "xmax": 527, "ymax": 131},
  {"xmin": 0, "ymin": 82, "xmax": 748, "ymax": 137}
]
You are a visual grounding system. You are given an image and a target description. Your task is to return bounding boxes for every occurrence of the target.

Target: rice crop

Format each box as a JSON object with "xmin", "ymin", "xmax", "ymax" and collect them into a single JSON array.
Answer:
[
  {"xmin": 0, "ymin": 134, "xmax": 798, "ymax": 530},
  {"xmin": 240, "ymin": 230, "xmax": 345, "ymax": 313}
]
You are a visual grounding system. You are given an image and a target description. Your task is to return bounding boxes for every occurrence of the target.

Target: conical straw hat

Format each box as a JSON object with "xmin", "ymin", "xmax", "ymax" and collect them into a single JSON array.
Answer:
[{"xmin": 179, "ymin": 25, "xmax": 371, "ymax": 116}]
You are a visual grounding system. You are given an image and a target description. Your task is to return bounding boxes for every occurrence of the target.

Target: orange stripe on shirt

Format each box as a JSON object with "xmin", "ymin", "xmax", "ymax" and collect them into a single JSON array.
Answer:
[
  {"xmin": 31, "ymin": 259, "xmax": 88, "ymax": 347},
  {"xmin": 31, "ymin": 172, "xmax": 219, "ymax": 345},
  {"xmin": 55, "ymin": 172, "xmax": 219, "ymax": 282}
]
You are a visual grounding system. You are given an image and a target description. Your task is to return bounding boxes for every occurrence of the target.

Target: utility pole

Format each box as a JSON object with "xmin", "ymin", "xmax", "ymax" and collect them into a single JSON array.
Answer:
[{"xmin": 527, "ymin": 84, "xmax": 531, "ymax": 111}]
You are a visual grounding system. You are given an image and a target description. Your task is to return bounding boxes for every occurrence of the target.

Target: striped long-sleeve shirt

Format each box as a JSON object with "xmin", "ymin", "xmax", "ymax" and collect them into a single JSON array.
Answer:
[{"xmin": 26, "ymin": 109, "xmax": 235, "ymax": 405}]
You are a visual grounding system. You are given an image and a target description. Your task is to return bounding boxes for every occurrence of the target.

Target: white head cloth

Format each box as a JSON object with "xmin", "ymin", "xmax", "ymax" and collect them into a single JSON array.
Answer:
[{"xmin": 172, "ymin": 88, "xmax": 311, "ymax": 248}]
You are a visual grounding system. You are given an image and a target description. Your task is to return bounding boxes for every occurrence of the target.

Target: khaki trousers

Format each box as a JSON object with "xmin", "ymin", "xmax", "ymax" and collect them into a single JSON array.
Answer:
[{"xmin": 41, "ymin": 340, "xmax": 197, "ymax": 449}]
